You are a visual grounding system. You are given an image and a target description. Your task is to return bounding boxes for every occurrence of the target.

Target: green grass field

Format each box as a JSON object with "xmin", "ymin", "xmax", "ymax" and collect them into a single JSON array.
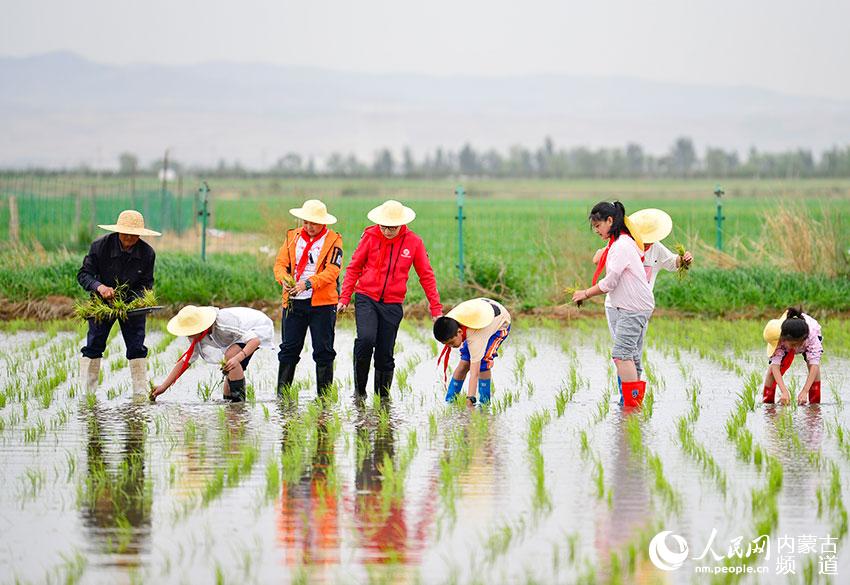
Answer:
[{"xmin": 1, "ymin": 178, "xmax": 849, "ymax": 315}]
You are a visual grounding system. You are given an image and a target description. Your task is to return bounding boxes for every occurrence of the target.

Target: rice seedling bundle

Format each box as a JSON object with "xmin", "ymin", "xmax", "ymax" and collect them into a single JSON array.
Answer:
[
  {"xmin": 674, "ymin": 243, "xmax": 690, "ymax": 279},
  {"xmin": 74, "ymin": 285, "xmax": 158, "ymax": 323}
]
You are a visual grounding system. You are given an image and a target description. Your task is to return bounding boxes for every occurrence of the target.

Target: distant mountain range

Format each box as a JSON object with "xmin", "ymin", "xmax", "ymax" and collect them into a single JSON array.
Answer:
[{"xmin": 2, "ymin": 51, "xmax": 849, "ymax": 168}]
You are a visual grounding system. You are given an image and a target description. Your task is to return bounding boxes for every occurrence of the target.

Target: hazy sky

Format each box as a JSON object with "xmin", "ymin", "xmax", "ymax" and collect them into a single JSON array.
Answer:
[{"xmin": 3, "ymin": 0, "xmax": 850, "ymax": 99}]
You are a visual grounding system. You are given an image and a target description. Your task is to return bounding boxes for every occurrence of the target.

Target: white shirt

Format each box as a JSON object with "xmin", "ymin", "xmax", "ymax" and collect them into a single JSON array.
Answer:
[
  {"xmin": 604, "ymin": 241, "xmax": 677, "ymax": 308},
  {"xmin": 293, "ymin": 233, "xmax": 327, "ymax": 300},
  {"xmin": 188, "ymin": 307, "xmax": 275, "ymax": 365},
  {"xmin": 597, "ymin": 234, "xmax": 655, "ymax": 312}
]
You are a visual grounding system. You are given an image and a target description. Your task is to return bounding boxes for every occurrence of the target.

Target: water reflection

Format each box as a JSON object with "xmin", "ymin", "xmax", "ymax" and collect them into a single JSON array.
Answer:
[
  {"xmin": 595, "ymin": 412, "xmax": 654, "ymax": 581},
  {"xmin": 81, "ymin": 404, "xmax": 151, "ymax": 566},
  {"xmin": 277, "ymin": 408, "xmax": 340, "ymax": 567}
]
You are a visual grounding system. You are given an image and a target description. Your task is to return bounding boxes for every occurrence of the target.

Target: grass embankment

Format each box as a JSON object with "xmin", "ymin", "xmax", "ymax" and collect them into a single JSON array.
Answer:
[{"xmin": 2, "ymin": 251, "xmax": 849, "ymax": 318}]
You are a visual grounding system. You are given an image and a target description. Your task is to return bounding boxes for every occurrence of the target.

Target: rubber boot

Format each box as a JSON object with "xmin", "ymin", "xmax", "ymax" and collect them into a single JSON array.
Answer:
[
  {"xmin": 478, "ymin": 378, "xmax": 492, "ymax": 405},
  {"xmin": 445, "ymin": 377, "xmax": 464, "ymax": 402},
  {"xmin": 375, "ymin": 369, "xmax": 393, "ymax": 398},
  {"xmin": 808, "ymin": 380, "xmax": 821, "ymax": 404},
  {"xmin": 228, "ymin": 378, "xmax": 246, "ymax": 403},
  {"xmin": 617, "ymin": 376, "xmax": 624, "ymax": 406},
  {"xmin": 316, "ymin": 362, "xmax": 334, "ymax": 396},
  {"xmin": 276, "ymin": 361, "xmax": 296, "ymax": 397},
  {"xmin": 622, "ymin": 380, "xmax": 646, "ymax": 408},
  {"xmin": 763, "ymin": 383, "xmax": 777, "ymax": 404},
  {"xmin": 79, "ymin": 357, "xmax": 101, "ymax": 391},
  {"xmin": 129, "ymin": 358, "xmax": 148, "ymax": 396},
  {"xmin": 354, "ymin": 358, "xmax": 370, "ymax": 398}
]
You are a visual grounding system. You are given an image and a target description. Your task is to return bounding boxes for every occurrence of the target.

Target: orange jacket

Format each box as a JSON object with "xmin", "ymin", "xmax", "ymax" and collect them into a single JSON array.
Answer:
[{"xmin": 273, "ymin": 228, "xmax": 343, "ymax": 307}]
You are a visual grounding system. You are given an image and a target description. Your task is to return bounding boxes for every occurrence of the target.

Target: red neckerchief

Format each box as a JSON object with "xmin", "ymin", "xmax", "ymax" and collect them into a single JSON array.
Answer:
[
  {"xmin": 295, "ymin": 226, "xmax": 328, "ymax": 281},
  {"xmin": 591, "ymin": 236, "xmax": 616, "ymax": 285},
  {"xmin": 376, "ymin": 225, "xmax": 408, "ymax": 271},
  {"xmin": 175, "ymin": 329, "xmax": 210, "ymax": 378},
  {"xmin": 438, "ymin": 326, "xmax": 467, "ymax": 383}
]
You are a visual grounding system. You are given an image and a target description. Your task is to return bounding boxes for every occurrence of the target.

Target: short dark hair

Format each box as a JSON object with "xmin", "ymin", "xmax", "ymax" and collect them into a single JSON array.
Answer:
[
  {"xmin": 588, "ymin": 201, "xmax": 630, "ymax": 239},
  {"xmin": 433, "ymin": 316, "xmax": 459, "ymax": 343},
  {"xmin": 780, "ymin": 307, "xmax": 809, "ymax": 341}
]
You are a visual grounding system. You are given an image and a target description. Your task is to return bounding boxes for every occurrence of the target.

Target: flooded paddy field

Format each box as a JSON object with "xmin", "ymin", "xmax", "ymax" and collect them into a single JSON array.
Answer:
[{"xmin": 1, "ymin": 317, "xmax": 849, "ymax": 584}]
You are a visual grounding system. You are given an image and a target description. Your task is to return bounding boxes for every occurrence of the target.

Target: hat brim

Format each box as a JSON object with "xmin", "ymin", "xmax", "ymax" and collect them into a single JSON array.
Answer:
[
  {"xmin": 167, "ymin": 306, "xmax": 217, "ymax": 337},
  {"xmin": 289, "ymin": 208, "xmax": 337, "ymax": 225},
  {"xmin": 367, "ymin": 207, "xmax": 416, "ymax": 226},
  {"xmin": 622, "ymin": 216, "xmax": 645, "ymax": 251},
  {"xmin": 98, "ymin": 224, "xmax": 162, "ymax": 237},
  {"xmin": 629, "ymin": 208, "xmax": 673, "ymax": 244},
  {"xmin": 766, "ymin": 341, "xmax": 779, "ymax": 358},
  {"xmin": 446, "ymin": 299, "xmax": 493, "ymax": 329}
]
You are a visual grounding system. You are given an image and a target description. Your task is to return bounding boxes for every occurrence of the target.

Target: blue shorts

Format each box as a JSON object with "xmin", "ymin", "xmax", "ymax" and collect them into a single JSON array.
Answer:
[{"xmin": 459, "ymin": 324, "xmax": 511, "ymax": 372}]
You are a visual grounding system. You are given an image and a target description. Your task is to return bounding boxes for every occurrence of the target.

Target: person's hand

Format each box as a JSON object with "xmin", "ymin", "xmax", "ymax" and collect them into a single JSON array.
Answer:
[
  {"xmin": 592, "ymin": 248, "xmax": 604, "ymax": 264},
  {"xmin": 336, "ymin": 302, "xmax": 348, "ymax": 313},
  {"xmin": 222, "ymin": 354, "xmax": 244, "ymax": 373},
  {"xmin": 682, "ymin": 251, "xmax": 693, "ymax": 265},
  {"xmin": 797, "ymin": 391, "xmax": 808, "ymax": 406},
  {"xmin": 97, "ymin": 284, "xmax": 115, "ymax": 300},
  {"xmin": 572, "ymin": 289, "xmax": 588, "ymax": 304},
  {"xmin": 779, "ymin": 389, "xmax": 791, "ymax": 406},
  {"xmin": 288, "ymin": 280, "xmax": 308, "ymax": 295},
  {"xmin": 150, "ymin": 384, "xmax": 167, "ymax": 401}
]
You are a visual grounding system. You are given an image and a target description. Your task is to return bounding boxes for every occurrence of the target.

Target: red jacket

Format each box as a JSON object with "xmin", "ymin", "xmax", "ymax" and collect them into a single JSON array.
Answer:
[{"xmin": 340, "ymin": 225, "xmax": 442, "ymax": 317}]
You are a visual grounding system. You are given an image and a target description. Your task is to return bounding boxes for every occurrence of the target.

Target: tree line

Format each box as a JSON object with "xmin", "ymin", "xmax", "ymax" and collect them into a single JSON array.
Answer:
[{"xmin": 12, "ymin": 136, "xmax": 850, "ymax": 179}]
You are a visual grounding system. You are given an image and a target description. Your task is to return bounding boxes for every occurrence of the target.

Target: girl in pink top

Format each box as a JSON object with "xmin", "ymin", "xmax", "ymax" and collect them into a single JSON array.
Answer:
[
  {"xmin": 763, "ymin": 307, "xmax": 824, "ymax": 405},
  {"xmin": 572, "ymin": 201, "xmax": 655, "ymax": 407}
]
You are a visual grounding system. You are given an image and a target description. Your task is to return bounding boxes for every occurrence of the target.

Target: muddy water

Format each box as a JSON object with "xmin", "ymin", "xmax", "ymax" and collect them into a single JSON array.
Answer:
[{"xmin": 0, "ymin": 320, "xmax": 848, "ymax": 584}]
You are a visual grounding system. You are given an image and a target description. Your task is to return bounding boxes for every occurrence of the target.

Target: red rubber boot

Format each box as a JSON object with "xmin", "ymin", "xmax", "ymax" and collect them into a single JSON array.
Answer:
[
  {"xmin": 808, "ymin": 380, "xmax": 821, "ymax": 404},
  {"xmin": 764, "ymin": 350, "xmax": 796, "ymax": 404},
  {"xmin": 622, "ymin": 380, "xmax": 646, "ymax": 408}
]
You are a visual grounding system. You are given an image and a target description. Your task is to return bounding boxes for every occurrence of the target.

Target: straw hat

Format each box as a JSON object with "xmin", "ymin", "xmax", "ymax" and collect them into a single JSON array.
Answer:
[
  {"xmin": 98, "ymin": 210, "xmax": 161, "ymax": 237},
  {"xmin": 629, "ymin": 208, "xmax": 673, "ymax": 244},
  {"xmin": 763, "ymin": 311, "xmax": 789, "ymax": 357},
  {"xmin": 446, "ymin": 299, "xmax": 495, "ymax": 329},
  {"xmin": 622, "ymin": 215, "xmax": 645, "ymax": 250},
  {"xmin": 289, "ymin": 199, "xmax": 337, "ymax": 225},
  {"xmin": 167, "ymin": 305, "xmax": 217, "ymax": 337},
  {"xmin": 367, "ymin": 200, "xmax": 416, "ymax": 227}
]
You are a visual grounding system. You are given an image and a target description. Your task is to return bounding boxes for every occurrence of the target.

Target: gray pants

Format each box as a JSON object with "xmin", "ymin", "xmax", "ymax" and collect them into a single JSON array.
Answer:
[{"xmin": 606, "ymin": 307, "xmax": 652, "ymax": 379}]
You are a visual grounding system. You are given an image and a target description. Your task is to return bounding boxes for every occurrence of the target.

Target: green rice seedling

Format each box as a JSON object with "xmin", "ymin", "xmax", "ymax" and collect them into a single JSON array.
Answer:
[
  {"xmin": 673, "ymin": 243, "xmax": 690, "ymax": 279},
  {"xmin": 428, "ymin": 412, "xmax": 438, "ymax": 442},
  {"xmin": 74, "ymin": 286, "xmax": 158, "ymax": 323},
  {"xmin": 110, "ymin": 356, "xmax": 128, "ymax": 372},
  {"xmin": 593, "ymin": 458, "xmax": 605, "ymax": 500},
  {"xmin": 513, "ymin": 352, "xmax": 527, "ymax": 383}
]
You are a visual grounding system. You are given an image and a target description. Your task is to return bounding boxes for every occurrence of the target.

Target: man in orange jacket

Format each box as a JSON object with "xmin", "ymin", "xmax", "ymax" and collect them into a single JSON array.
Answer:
[{"xmin": 273, "ymin": 200, "xmax": 343, "ymax": 396}]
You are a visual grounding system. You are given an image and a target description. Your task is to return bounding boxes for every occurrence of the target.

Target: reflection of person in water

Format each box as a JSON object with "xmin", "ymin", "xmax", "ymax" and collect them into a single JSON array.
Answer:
[
  {"xmin": 354, "ymin": 404, "xmax": 409, "ymax": 561},
  {"xmin": 276, "ymin": 411, "xmax": 340, "ymax": 568},
  {"xmin": 594, "ymin": 413, "xmax": 653, "ymax": 580},
  {"xmin": 81, "ymin": 405, "xmax": 151, "ymax": 563}
]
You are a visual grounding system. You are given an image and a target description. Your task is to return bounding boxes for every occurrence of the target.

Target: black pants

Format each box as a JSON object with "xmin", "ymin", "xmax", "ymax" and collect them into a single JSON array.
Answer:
[
  {"xmin": 81, "ymin": 314, "xmax": 148, "ymax": 360},
  {"xmin": 278, "ymin": 299, "xmax": 337, "ymax": 365},
  {"xmin": 353, "ymin": 294, "xmax": 403, "ymax": 371}
]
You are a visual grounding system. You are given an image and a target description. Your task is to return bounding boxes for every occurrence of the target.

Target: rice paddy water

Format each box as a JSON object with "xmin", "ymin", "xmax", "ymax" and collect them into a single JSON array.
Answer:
[{"xmin": 0, "ymin": 317, "xmax": 848, "ymax": 584}]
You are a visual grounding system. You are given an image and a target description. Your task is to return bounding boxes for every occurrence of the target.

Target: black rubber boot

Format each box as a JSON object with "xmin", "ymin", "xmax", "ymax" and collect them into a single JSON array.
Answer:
[
  {"xmin": 354, "ymin": 358, "xmax": 371, "ymax": 398},
  {"xmin": 316, "ymin": 362, "xmax": 334, "ymax": 396},
  {"xmin": 228, "ymin": 378, "xmax": 246, "ymax": 403},
  {"xmin": 374, "ymin": 369, "xmax": 394, "ymax": 398},
  {"xmin": 276, "ymin": 361, "xmax": 297, "ymax": 397}
]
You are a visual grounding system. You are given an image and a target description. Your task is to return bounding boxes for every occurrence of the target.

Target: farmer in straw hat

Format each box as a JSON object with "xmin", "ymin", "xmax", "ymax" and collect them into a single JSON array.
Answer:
[
  {"xmin": 77, "ymin": 210, "xmax": 160, "ymax": 393},
  {"xmin": 762, "ymin": 308, "xmax": 824, "ymax": 406},
  {"xmin": 433, "ymin": 298, "xmax": 512, "ymax": 406},
  {"xmin": 273, "ymin": 199, "xmax": 343, "ymax": 396},
  {"xmin": 150, "ymin": 305, "xmax": 275, "ymax": 402},
  {"xmin": 591, "ymin": 208, "xmax": 693, "ymax": 404},
  {"xmin": 338, "ymin": 200, "xmax": 442, "ymax": 398}
]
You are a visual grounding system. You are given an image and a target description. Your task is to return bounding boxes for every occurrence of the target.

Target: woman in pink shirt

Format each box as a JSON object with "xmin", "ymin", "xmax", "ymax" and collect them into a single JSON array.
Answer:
[
  {"xmin": 572, "ymin": 201, "xmax": 655, "ymax": 407},
  {"xmin": 762, "ymin": 307, "xmax": 824, "ymax": 405}
]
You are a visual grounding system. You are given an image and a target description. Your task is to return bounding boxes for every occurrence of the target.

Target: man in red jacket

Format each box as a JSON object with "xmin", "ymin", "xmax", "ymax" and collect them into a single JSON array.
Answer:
[{"xmin": 338, "ymin": 200, "xmax": 442, "ymax": 397}]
